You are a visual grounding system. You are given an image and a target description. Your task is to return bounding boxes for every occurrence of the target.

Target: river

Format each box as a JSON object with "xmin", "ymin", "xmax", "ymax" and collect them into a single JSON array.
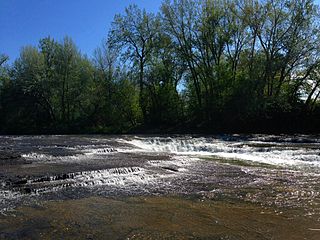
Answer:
[{"xmin": 0, "ymin": 135, "xmax": 320, "ymax": 239}]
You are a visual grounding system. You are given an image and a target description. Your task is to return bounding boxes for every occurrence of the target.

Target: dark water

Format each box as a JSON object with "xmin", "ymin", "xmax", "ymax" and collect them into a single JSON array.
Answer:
[{"xmin": 0, "ymin": 135, "xmax": 320, "ymax": 239}]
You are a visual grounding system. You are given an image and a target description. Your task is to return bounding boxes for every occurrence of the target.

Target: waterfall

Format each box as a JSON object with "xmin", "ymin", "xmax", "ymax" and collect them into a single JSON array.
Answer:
[{"xmin": 119, "ymin": 136, "xmax": 320, "ymax": 168}]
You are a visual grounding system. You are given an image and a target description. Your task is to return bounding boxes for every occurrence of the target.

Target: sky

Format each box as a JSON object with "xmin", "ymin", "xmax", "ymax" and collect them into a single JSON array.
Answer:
[
  {"xmin": 1, "ymin": 0, "xmax": 320, "ymax": 63},
  {"xmin": 0, "ymin": 0, "xmax": 162, "ymax": 63}
]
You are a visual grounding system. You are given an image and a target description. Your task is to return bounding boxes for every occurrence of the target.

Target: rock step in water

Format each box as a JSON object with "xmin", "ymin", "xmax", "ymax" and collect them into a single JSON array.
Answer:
[
  {"xmin": 0, "ymin": 150, "xmax": 29, "ymax": 165},
  {"xmin": 2, "ymin": 167, "xmax": 153, "ymax": 195},
  {"xmin": 85, "ymin": 148, "xmax": 117, "ymax": 154}
]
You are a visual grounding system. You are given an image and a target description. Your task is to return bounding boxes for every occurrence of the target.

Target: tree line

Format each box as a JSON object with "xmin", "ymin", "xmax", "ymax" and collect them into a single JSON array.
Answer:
[{"xmin": 1, "ymin": 0, "xmax": 320, "ymax": 134}]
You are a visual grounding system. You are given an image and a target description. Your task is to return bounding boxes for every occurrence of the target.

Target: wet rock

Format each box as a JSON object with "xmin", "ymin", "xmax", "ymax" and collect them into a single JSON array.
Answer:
[
  {"xmin": 162, "ymin": 167, "xmax": 179, "ymax": 172},
  {"xmin": 14, "ymin": 179, "xmax": 28, "ymax": 185},
  {"xmin": 0, "ymin": 150, "xmax": 29, "ymax": 165},
  {"xmin": 23, "ymin": 187, "xmax": 32, "ymax": 194},
  {"xmin": 32, "ymin": 173, "xmax": 74, "ymax": 184},
  {"xmin": 95, "ymin": 148, "xmax": 117, "ymax": 153}
]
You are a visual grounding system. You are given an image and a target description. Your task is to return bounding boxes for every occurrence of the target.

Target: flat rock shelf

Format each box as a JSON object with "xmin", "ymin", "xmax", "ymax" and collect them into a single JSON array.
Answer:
[{"xmin": 0, "ymin": 135, "xmax": 320, "ymax": 239}]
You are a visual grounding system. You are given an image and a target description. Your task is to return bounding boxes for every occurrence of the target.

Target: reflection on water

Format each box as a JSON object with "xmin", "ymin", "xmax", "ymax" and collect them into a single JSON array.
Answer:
[
  {"xmin": 1, "ymin": 135, "xmax": 320, "ymax": 238},
  {"xmin": 0, "ymin": 196, "xmax": 319, "ymax": 240}
]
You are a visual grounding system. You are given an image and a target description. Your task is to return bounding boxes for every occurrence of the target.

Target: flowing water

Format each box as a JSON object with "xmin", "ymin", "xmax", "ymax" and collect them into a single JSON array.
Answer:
[{"xmin": 0, "ymin": 135, "xmax": 320, "ymax": 239}]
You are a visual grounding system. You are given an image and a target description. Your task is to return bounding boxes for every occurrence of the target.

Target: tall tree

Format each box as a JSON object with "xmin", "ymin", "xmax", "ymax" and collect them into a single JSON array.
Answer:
[
  {"xmin": 108, "ymin": 4, "xmax": 160, "ymax": 121},
  {"xmin": 161, "ymin": 0, "xmax": 203, "ymax": 112}
]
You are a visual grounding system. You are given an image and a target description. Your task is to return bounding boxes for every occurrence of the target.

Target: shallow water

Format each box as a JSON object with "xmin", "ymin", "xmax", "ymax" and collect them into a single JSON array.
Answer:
[
  {"xmin": 1, "ymin": 196, "xmax": 320, "ymax": 240},
  {"xmin": 0, "ymin": 134, "xmax": 320, "ymax": 239}
]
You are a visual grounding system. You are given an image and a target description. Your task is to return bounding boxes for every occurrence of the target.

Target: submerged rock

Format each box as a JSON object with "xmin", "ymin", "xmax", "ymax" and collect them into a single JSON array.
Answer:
[{"xmin": 0, "ymin": 150, "xmax": 28, "ymax": 165}]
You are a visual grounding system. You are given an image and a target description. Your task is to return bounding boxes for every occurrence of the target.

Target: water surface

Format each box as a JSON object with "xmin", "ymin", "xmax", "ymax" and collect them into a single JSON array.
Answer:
[{"xmin": 0, "ymin": 135, "xmax": 320, "ymax": 239}]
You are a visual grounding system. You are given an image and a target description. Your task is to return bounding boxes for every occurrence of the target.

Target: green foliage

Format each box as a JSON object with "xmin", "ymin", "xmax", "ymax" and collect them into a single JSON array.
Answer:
[{"xmin": 1, "ymin": 0, "xmax": 320, "ymax": 133}]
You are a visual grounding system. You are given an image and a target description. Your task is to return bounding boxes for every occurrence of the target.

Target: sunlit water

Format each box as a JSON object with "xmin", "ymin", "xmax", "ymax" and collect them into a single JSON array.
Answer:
[
  {"xmin": 120, "ymin": 135, "xmax": 320, "ymax": 169},
  {"xmin": 1, "ymin": 135, "xmax": 320, "ymax": 238}
]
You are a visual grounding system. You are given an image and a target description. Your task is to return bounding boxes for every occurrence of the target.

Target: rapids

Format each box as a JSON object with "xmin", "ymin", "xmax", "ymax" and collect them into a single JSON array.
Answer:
[{"xmin": 0, "ymin": 135, "xmax": 320, "ymax": 239}]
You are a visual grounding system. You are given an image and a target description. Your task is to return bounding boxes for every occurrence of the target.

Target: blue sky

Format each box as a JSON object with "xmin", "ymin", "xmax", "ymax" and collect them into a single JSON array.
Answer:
[
  {"xmin": 0, "ymin": 0, "xmax": 162, "ymax": 63},
  {"xmin": 1, "ymin": 0, "xmax": 320, "ymax": 63}
]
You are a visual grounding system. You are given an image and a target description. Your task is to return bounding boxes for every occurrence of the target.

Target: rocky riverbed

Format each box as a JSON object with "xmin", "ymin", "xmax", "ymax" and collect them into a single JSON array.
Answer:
[{"xmin": 0, "ymin": 135, "xmax": 320, "ymax": 239}]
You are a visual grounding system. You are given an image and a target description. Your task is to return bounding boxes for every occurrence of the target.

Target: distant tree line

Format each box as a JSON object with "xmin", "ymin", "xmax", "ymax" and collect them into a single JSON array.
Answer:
[{"xmin": 1, "ymin": 0, "xmax": 320, "ymax": 134}]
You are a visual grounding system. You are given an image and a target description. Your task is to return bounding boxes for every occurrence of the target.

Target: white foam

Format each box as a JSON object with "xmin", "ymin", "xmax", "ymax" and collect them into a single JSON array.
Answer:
[
  {"xmin": 22, "ymin": 146, "xmax": 117, "ymax": 162},
  {"xmin": 27, "ymin": 166, "xmax": 169, "ymax": 192},
  {"xmin": 22, "ymin": 152, "xmax": 84, "ymax": 162},
  {"xmin": 148, "ymin": 155, "xmax": 198, "ymax": 169},
  {"xmin": 119, "ymin": 137, "xmax": 320, "ymax": 168},
  {"xmin": 0, "ymin": 190, "xmax": 22, "ymax": 200}
]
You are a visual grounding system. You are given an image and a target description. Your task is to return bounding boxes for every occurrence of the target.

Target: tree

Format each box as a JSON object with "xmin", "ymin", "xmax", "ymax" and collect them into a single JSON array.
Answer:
[
  {"xmin": 161, "ymin": 0, "xmax": 203, "ymax": 113},
  {"xmin": 0, "ymin": 54, "xmax": 8, "ymax": 67},
  {"xmin": 108, "ymin": 4, "xmax": 160, "ymax": 121},
  {"xmin": 1, "ymin": 0, "xmax": 320, "ymax": 133}
]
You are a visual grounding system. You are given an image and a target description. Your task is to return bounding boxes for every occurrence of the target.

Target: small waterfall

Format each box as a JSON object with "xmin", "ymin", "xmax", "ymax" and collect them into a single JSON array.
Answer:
[
  {"xmin": 121, "ymin": 137, "xmax": 229, "ymax": 154},
  {"xmin": 83, "ymin": 147, "xmax": 117, "ymax": 155},
  {"xmin": 22, "ymin": 146, "xmax": 117, "ymax": 162},
  {"xmin": 9, "ymin": 166, "xmax": 166, "ymax": 195},
  {"xmin": 22, "ymin": 152, "xmax": 87, "ymax": 162},
  {"xmin": 120, "ymin": 136, "xmax": 320, "ymax": 168}
]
